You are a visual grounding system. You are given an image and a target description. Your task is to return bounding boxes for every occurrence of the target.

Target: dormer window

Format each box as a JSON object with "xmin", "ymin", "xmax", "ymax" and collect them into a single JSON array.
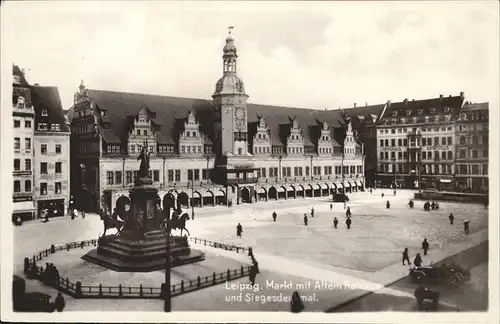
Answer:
[
  {"xmin": 444, "ymin": 107, "xmax": 451, "ymax": 113},
  {"xmin": 445, "ymin": 115, "xmax": 451, "ymax": 122},
  {"xmin": 392, "ymin": 111, "xmax": 398, "ymax": 117},
  {"xmin": 136, "ymin": 130, "xmax": 140, "ymax": 136},
  {"xmin": 143, "ymin": 130, "xmax": 148, "ymax": 136},
  {"xmin": 41, "ymin": 109, "xmax": 48, "ymax": 116},
  {"xmin": 38, "ymin": 123, "xmax": 48, "ymax": 131},
  {"xmin": 417, "ymin": 109, "xmax": 423, "ymax": 114},
  {"xmin": 51, "ymin": 124, "xmax": 60, "ymax": 131},
  {"xmin": 406, "ymin": 110, "xmax": 412, "ymax": 116},
  {"xmin": 425, "ymin": 116, "xmax": 430, "ymax": 123},
  {"xmin": 13, "ymin": 75, "xmax": 21, "ymax": 84},
  {"xmin": 101, "ymin": 110, "xmax": 106, "ymax": 116},
  {"xmin": 430, "ymin": 108, "xmax": 436, "ymax": 113}
]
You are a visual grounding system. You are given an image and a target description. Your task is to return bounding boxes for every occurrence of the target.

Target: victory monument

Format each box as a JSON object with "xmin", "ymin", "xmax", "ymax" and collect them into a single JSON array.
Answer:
[{"xmin": 82, "ymin": 141, "xmax": 204, "ymax": 271}]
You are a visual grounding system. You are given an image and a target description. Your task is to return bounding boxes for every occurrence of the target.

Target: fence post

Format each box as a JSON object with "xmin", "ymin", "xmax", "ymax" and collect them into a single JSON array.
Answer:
[
  {"xmin": 197, "ymin": 276, "xmax": 201, "ymax": 288},
  {"xmin": 181, "ymin": 280, "xmax": 184, "ymax": 293},
  {"xmin": 236, "ymin": 247, "xmax": 239, "ymax": 253},
  {"xmin": 76, "ymin": 281, "xmax": 82, "ymax": 298},
  {"xmin": 212, "ymin": 272, "xmax": 216, "ymax": 285},
  {"xmin": 24, "ymin": 257, "xmax": 29, "ymax": 275},
  {"xmin": 241, "ymin": 265, "xmax": 244, "ymax": 275},
  {"xmin": 204, "ymin": 239, "xmax": 206, "ymax": 246},
  {"xmin": 81, "ymin": 241, "xmax": 85, "ymax": 249},
  {"xmin": 140, "ymin": 284, "xmax": 143, "ymax": 297},
  {"xmin": 50, "ymin": 244, "xmax": 55, "ymax": 253},
  {"xmin": 99, "ymin": 284, "xmax": 102, "ymax": 296},
  {"xmin": 227, "ymin": 269, "xmax": 231, "ymax": 280},
  {"xmin": 160, "ymin": 283, "xmax": 165, "ymax": 299},
  {"xmin": 119, "ymin": 284, "xmax": 122, "ymax": 297}
]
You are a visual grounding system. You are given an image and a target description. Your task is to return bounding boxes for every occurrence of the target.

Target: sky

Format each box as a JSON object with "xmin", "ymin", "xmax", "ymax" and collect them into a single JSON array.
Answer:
[{"xmin": 2, "ymin": 1, "xmax": 499, "ymax": 111}]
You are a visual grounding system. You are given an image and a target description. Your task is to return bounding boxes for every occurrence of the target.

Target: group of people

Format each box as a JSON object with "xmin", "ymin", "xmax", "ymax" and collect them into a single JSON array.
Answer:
[
  {"xmin": 42, "ymin": 262, "xmax": 60, "ymax": 286},
  {"xmin": 423, "ymin": 200, "xmax": 440, "ymax": 211},
  {"xmin": 247, "ymin": 248, "xmax": 260, "ymax": 286},
  {"xmin": 402, "ymin": 238, "xmax": 430, "ymax": 267}
]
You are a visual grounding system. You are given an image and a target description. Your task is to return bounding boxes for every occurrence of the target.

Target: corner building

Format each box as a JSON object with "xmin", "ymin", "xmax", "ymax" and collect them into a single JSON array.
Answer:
[{"xmin": 68, "ymin": 34, "xmax": 367, "ymax": 213}]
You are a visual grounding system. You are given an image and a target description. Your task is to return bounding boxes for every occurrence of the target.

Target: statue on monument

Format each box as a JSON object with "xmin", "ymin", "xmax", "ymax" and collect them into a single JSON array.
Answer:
[{"xmin": 137, "ymin": 140, "xmax": 150, "ymax": 181}]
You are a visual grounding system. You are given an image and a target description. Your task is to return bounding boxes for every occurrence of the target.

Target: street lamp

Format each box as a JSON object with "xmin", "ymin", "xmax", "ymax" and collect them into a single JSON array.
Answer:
[
  {"xmin": 391, "ymin": 156, "xmax": 396, "ymax": 195},
  {"xmin": 191, "ymin": 176, "xmax": 195, "ymax": 220},
  {"xmin": 163, "ymin": 193, "xmax": 173, "ymax": 312}
]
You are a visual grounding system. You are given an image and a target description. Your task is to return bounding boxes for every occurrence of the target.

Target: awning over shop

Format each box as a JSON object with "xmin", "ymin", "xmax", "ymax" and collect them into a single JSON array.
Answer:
[
  {"xmin": 13, "ymin": 201, "xmax": 36, "ymax": 212},
  {"xmin": 278, "ymin": 187, "xmax": 285, "ymax": 192},
  {"xmin": 346, "ymin": 181, "xmax": 352, "ymax": 187},
  {"xmin": 321, "ymin": 183, "xmax": 329, "ymax": 189},
  {"xmin": 355, "ymin": 181, "xmax": 362, "ymax": 187},
  {"xmin": 336, "ymin": 182, "xmax": 344, "ymax": 188},
  {"xmin": 330, "ymin": 183, "xmax": 337, "ymax": 189},
  {"xmin": 258, "ymin": 187, "xmax": 266, "ymax": 194}
]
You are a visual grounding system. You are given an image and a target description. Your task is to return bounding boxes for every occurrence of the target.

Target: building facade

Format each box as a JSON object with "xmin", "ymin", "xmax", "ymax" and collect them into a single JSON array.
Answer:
[
  {"xmin": 68, "ymin": 33, "xmax": 366, "ymax": 213},
  {"xmin": 376, "ymin": 94, "xmax": 465, "ymax": 190},
  {"xmin": 31, "ymin": 86, "xmax": 71, "ymax": 217},
  {"xmin": 454, "ymin": 102, "xmax": 489, "ymax": 192},
  {"xmin": 12, "ymin": 65, "xmax": 36, "ymax": 221}
]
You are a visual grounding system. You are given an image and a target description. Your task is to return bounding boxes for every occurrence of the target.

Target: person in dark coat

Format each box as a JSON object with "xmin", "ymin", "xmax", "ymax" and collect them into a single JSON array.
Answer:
[
  {"xmin": 236, "ymin": 223, "xmax": 243, "ymax": 238},
  {"xmin": 346, "ymin": 207, "xmax": 352, "ymax": 218},
  {"xmin": 248, "ymin": 247, "xmax": 254, "ymax": 259},
  {"xmin": 393, "ymin": 189, "xmax": 396, "ymax": 196},
  {"xmin": 346, "ymin": 217, "xmax": 352, "ymax": 230},
  {"xmin": 449, "ymin": 213, "xmax": 454, "ymax": 225},
  {"xmin": 413, "ymin": 253, "xmax": 423, "ymax": 267},
  {"xmin": 386, "ymin": 200, "xmax": 390, "ymax": 209},
  {"xmin": 402, "ymin": 248, "xmax": 410, "ymax": 265},
  {"xmin": 42, "ymin": 208, "xmax": 50, "ymax": 223},
  {"xmin": 408, "ymin": 200, "xmax": 414, "ymax": 208},
  {"xmin": 463, "ymin": 220, "xmax": 470, "ymax": 235},
  {"xmin": 333, "ymin": 217, "xmax": 339, "ymax": 229},
  {"xmin": 303, "ymin": 214, "xmax": 308, "ymax": 226},
  {"xmin": 330, "ymin": 204, "xmax": 333, "ymax": 210},
  {"xmin": 431, "ymin": 201, "xmax": 436, "ymax": 210},
  {"xmin": 381, "ymin": 192, "xmax": 384, "ymax": 198},
  {"xmin": 370, "ymin": 188, "xmax": 373, "ymax": 194},
  {"xmin": 311, "ymin": 207, "xmax": 315, "ymax": 218},
  {"xmin": 435, "ymin": 202, "xmax": 439, "ymax": 210},
  {"xmin": 54, "ymin": 292, "xmax": 65, "ymax": 312},
  {"xmin": 249, "ymin": 264, "xmax": 257, "ymax": 286},
  {"xmin": 290, "ymin": 290, "xmax": 305, "ymax": 313},
  {"xmin": 272, "ymin": 211, "xmax": 277, "ymax": 222},
  {"xmin": 422, "ymin": 238, "xmax": 429, "ymax": 255}
]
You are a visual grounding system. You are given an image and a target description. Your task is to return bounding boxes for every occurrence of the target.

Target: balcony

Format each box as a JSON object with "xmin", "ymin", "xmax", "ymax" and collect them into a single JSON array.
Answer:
[{"xmin": 227, "ymin": 177, "xmax": 257, "ymax": 185}]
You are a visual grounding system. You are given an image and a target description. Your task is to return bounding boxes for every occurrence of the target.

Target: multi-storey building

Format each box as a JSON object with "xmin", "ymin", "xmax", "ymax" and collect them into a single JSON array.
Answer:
[
  {"xmin": 376, "ymin": 94, "xmax": 465, "ymax": 190},
  {"xmin": 32, "ymin": 85, "xmax": 71, "ymax": 217},
  {"xmin": 454, "ymin": 102, "xmax": 489, "ymax": 192},
  {"xmin": 344, "ymin": 103, "xmax": 388, "ymax": 187},
  {"xmin": 68, "ymin": 33, "xmax": 367, "ymax": 213},
  {"xmin": 12, "ymin": 65, "xmax": 36, "ymax": 221}
]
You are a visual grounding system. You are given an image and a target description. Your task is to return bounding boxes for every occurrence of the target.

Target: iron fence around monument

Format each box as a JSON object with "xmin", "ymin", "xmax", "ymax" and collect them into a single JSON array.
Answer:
[
  {"xmin": 23, "ymin": 238, "xmax": 253, "ymax": 299},
  {"xmin": 188, "ymin": 236, "xmax": 249, "ymax": 254}
]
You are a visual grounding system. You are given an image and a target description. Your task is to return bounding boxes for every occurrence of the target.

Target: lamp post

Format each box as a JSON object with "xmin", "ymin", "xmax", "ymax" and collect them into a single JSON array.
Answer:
[
  {"xmin": 163, "ymin": 193, "xmax": 173, "ymax": 312},
  {"xmin": 391, "ymin": 156, "xmax": 396, "ymax": 195},
  {"xmin": 418, "ymin": 152, "xmax": 422, "ymax": 193},
  {"xmin": 191, "ymin": 175, "xmax": 195, "ymax": 220},
  {"xmin": 341, "ymin": 151, "xmax": 346, "ymax": 209}
]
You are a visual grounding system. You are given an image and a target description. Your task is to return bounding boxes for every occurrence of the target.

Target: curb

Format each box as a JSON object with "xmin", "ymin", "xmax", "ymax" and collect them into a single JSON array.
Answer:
[{"xmin": 324, "ymin": 239, "xmax": 489, "ymax": 312}]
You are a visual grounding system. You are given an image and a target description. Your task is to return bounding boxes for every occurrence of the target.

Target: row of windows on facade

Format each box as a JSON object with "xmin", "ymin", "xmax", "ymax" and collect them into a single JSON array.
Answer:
[
  {"xmin": 378, "ymin": 163, "xmax": 455, "ymax": 175},
  {"xmin": 379, "ymin": 126, "xmax": 453, "ymax": 135},
  {"xmin": 457, "ymin": 135, "xmax": 488, "ymax": 145},
  {"xmin": 252, "ymin": 146, "xmax": 356, "ymax": 155},
  {"xmin": 392, "ymin": 107, "xmax": 453, "ymax": 117},
  {"xmin": 14, "ymin": 140, "xmax": 63, "ymax": 154},
  {"xmin": 456, "ymin": 164, "xmax": 488, "ymax": 175},
  {"xmin": 13, "ymin": 160, "xmax": 64, "ymax": 174},
  {"xmin": 256, "ymin": 165, "xmax": 362, "ymax": 178},
  {"xmin": 36, "ymin": 122, "xmax": 61, "ymax": 131},
  {"xmin": 458, "ymin": 124, "xmax": 487, "ymax": 132},
  {"xmin": 379, "ymin": 151, "xmax": 454, "ymax": 161},
  {"xmin": 13, "ymin": 120, "xmax": 32, "ymax": 129},
  {"xmin": 458, "ymin": 112, "xmax": 487, "ymax": 121},
  {"xmin": 380, "ymin": 137, "xmax": 454, "ymax": 148},
  {"xmin": 13, "ymin": 180, "xmax": 63, "ymax": 195},
  {"xmin": 382, "ymin": 115, "xmax": 452, "ymax": 125},
  {"xmin": 103, "ymin": 144, "xmax": 213, "ymax": 155},
  {"xmin": 106, "ymin": 169, "xmax": 212, "ymax": 185}
]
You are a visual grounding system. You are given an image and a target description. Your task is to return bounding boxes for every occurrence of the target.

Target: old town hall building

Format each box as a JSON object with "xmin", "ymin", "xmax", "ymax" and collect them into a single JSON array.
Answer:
[{"xmin": 68, "ymin": 34, "xmax": 370, "ymax": 213}]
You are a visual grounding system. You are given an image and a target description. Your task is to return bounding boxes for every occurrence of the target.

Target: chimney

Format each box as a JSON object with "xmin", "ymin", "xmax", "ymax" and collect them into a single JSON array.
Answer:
[
  {"xmin": 34, "ymin": 83, "xmax": 39, "ymax": 86},
  {"xmin": 460, "ymin": 91, "xmax": 464, "ymax": 98},
  {"xmin": 404, "ymin": 98, "xmax": 408, "ymax": 104},
  {"xmin": 354, "ymin": 103, "xmax": 357, "ymax": 107},
  {"xmin": 439, "ymin": 94, "xmax": 443, "ymax": 100}
]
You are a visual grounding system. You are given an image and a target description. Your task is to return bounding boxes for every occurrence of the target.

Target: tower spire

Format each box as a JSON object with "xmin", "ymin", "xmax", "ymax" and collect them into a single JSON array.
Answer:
[{"xmin": 228, "ymin": 26, "xmax": 234, "ymax": 36}]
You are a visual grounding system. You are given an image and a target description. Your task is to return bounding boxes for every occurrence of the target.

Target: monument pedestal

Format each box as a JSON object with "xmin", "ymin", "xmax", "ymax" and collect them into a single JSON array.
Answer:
[{"xmin": 82, "ymin": 177, "xmax": 204, "ymax": 272}]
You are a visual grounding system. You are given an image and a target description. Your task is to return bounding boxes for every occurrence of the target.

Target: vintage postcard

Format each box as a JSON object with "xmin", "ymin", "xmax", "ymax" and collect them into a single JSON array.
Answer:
[{"xmin": 1, "ymin": 1, "xmax": 498, "ymax": 323}]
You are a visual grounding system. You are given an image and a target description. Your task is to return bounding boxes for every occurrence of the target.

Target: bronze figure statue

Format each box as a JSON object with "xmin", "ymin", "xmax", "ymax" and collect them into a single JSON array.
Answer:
[{"xmin": 137, "ymin": 140, "xmax": 150, "ymax": 179}]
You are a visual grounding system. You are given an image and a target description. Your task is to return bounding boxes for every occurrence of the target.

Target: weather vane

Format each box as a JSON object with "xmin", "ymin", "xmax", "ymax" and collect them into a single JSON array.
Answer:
[{"xmin": 228, "ymin": 26, "xmax": 234, "ymax": 36}]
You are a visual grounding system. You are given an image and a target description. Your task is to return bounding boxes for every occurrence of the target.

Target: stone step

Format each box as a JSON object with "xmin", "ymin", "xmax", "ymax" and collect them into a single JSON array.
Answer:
[
  {"xmin": 103, "ymin": 241, "xmax": 190, "ymax": 257},
  {"xmin": 82, "ymin": 248, "xmax": 205, "ymax": 272},
  {"xmin": 106, "ymin": 239, "xmax": 189, "ymax": 253},
  {"xmin": 96, "ymin": 245, "xmax": 191, "ymax": 262}
]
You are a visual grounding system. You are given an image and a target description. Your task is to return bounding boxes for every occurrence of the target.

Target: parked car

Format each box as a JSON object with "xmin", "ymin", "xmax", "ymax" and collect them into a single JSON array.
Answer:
[
  {"xmin": 332, "ymin": 193, "xmax": 349, "ymax": 202},
  {"xmin": 409, "ymin": 263, "xmax": 471, "ymax": 286}
]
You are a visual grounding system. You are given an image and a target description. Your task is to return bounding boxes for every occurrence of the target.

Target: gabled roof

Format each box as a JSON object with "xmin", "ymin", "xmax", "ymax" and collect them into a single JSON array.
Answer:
[
  {"xmin": 382, "ymin": 95, "xmax": 464, "ymax": 121},
  {"xmin": 461, "ymin": 102, "xmax": 488, "ymax": 111},
  {"xmin": 84, "ymin": 89, "xmax": 355, "ymax": 147},
  {"xmin": 13, "ymin": 65, "xmax": 30, "ymax": 86},
  {"xmin": 30, "ymin": 86, "xmax": 70, "ymax": 132}
]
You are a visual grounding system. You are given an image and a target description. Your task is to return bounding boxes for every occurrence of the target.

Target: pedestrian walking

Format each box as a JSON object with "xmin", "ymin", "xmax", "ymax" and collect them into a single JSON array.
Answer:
[
  {"xmin": 330, "ymin": 204, "xmax": 333, "ymax": 210},
  {"xmin": 311, "ymin": 207, "xmax": 315, "ymax": 218},
  {"xmin": 346, "ymin": 217, "xmax": 352, "ymax": 230},
  {"xmin": 290, "ymin": 291, "xmax": 305, "ymax": 313},
  {"xmin": 272, "ymin": 211, "xmax": 277, "ymax": 222},
  {"xmin": 422, "ymin": 238, "xmax": 429, "ymax": 255},
  {"xmin": 413, "ymin": 253, "xmax": 423, "ymax": 267},
  {"xmin": 393, "ymin": 189, "xmax": 396, "ymax": 196},
  {"xmin": 463, "ymin": 220, "xmax": 470, "ymax": 235},
  {"xmin": 402, "ymin": 248, "xmax": 410, "ymax": 265},
  {"xmin": 54, "ymin": 292, "xmax": 65, "ymax": 312},
  {"xmin": 248, "ymin": 247, "xmax": 254, "ymax": 259},
  {"xmin": 81, "ymin": 210, "xmax": 86, "ymax": 219},
  {"xmin": 346, "ymin": 206, "xmax": 352, "ymax": 218},
  {"xmin": 236, "ymin": 223, "xmax": 243, "ymax": 238},
  {"xmin": 448, "ymin": 213, "xmax": 454, "ymax": 225},
  {"xmin": 249, "ymin": 264, "xmax": 258, "ymax": 286},
  {"xmin": 303, "ymin": 214, "xmax": 308, "ymax": 226},
  {"xmin": 381, "ymin": 192, "xmax": 384, "ymax": 198},
  {"xmin": 386, "ymin": 200, "xmax": 391, "ymax": 209},
  {"xmin": 333, "ymin": 217, "xmax": 338, "ymax": 229}
]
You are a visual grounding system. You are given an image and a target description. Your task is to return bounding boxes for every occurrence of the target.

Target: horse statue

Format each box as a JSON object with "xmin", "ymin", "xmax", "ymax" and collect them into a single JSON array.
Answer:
[
  {"xmin": 102, "ymin": 212, "xmax": 124, "ymax": 237},
  {"xmin": 164, "ymin": 209, "xmax": 191, "ymax": 236}
]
